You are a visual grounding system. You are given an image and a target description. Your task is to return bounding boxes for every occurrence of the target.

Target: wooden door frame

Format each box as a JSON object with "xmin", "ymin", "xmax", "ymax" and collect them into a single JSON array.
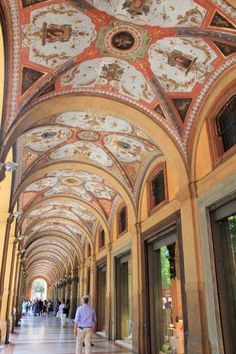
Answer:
[{"xmin": 141, "ymin": 212, "xmax": 187, "ymax": 354}]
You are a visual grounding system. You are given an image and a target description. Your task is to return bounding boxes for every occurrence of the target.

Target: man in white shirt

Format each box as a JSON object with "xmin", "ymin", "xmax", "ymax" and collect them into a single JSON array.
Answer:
[
  {"xmin": 58, "ymin": 299, "xmax": 66, "ymax": 328},
  {"xmin": 74, "ymin": 295, "xmax": 96, "ymax": 354}
]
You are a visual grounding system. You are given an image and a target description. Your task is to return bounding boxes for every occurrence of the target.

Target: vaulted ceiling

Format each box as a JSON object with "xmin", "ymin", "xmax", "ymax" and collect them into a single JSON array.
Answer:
[{"xmin": 0, "ymin": 0, "xmax": 236, "ymax": 285}]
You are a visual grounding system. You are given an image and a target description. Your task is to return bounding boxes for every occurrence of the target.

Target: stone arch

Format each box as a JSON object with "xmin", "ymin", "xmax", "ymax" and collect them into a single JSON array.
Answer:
[
  {"xmin": 24, "ymin": 231, "xmax": 83, "ymax": 264},
  {"xmin": 190, "ymin": 64, "xmax": 236, "ymax": 181},
  {"xmin": 16, "ymin": 195, "xmax": 110, "ymax": 238},
  {"xmin": 2, "ymin": 95, "xmax": 188, "ymax": 188},
  {"xmin": 11, "ymin": 161, "xmax": 137, "ymax": 223}
]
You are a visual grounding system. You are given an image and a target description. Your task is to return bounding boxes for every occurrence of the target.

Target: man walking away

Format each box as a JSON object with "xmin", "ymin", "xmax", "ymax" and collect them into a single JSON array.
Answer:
[
  {"xmin": 74, "ymin": 295, "xmax": 96, "ymax": 354},
  {"xmin": 58, "ymin": 299, "xmax": 66, "ymax": 328}
]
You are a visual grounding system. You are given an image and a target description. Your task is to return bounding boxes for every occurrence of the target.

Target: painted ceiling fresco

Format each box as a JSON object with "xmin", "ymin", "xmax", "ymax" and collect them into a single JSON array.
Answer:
[
  {"xmin": 25, "ymin": 201, "xmax": 96, "ymax": 230},
  {"xmin": 29, "ymin": 220, "xmax": 87, "ymax": 246},
  {"xmin": 1, "ymin": 0, "xmax": 236, "ymax": 279},
  {"xmin": 23, "ymin": 169, "xmax": 118, "ymax": 217},
  {"xmin": 3, "ymin": 0, "xmax": 232, "ymax": 141},
  {"xmin": 20, "ymin": 110, "xmax": 161, "ymax": 188}
]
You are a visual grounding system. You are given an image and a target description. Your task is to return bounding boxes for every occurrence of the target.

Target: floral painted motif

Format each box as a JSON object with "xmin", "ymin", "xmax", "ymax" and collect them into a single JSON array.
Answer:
[
  {"xmin": 148, "ymin": 37, "xmax": 217, "ymax": 92},
  {"xmin": 61, "ymin": 57, "xmax": 156, "ymax": 103},
  {"xmin": 92, "ymin": 0, "xmax": 206, "ymax": 27},
  {"xmin": 24, "ymin": 170, "xmax": 116, "ymax": 202},
  {"xmin": 55, "ymin": 110, "xmax": 134, "ymax": 133},
  {"xmin": 22, "ymin": 4, "xmax": 96, "ymax": 68},
  {"xmin": 104, "ymin": 134, "xmax": 155, "ymax": 163},
  {"xmin": 25, "ymin": 177, "xmax": 56, "ymax": 191},
  {"xmin": 50, "ymin": 141, "xmax": 114, "ymax": 167},
  {"xmin": 24, "ymin": 126, "xmax": 71, "ymax": 152}
]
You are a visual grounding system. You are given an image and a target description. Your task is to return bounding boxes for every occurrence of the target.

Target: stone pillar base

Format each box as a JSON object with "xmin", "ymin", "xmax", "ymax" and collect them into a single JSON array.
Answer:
[{"xmin": 0, "ymin": 319, "xmax": 7, "ymax": 345}]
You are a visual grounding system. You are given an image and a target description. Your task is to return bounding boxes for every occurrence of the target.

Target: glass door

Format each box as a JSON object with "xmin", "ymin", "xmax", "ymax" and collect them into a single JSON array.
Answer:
[
  {"xmin": 116, "ymin": 252, "xmax": 132, "ymax": 344},
  {"xmin": 147, "ymin": 230, "xmax": 185, "ymax": 354}
]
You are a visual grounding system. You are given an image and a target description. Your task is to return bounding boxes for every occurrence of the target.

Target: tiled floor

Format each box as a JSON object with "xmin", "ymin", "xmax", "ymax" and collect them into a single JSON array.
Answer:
[{"xmin": 1, "ymin": 316, "xmax": 132, "ymax": 354}]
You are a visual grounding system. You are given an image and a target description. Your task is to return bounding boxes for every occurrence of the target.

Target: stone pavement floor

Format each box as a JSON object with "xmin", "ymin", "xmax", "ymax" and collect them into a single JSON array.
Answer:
[{"xmin": 0, "ymin": 316, "xmax": 132, "ymax": 354}]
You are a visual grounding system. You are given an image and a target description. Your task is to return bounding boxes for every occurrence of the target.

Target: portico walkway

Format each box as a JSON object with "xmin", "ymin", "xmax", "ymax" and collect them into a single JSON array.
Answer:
[{"xmin": 1, "ymin": 316, "xmax": 132, "ymax": 354}]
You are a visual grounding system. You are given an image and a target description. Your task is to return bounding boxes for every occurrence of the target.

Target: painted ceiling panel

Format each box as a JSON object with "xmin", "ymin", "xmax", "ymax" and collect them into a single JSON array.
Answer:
[
  {"xmin": 22, "ymin": 3, "xmax": 96, "ymax": 68},
  {"xmin": 91, "ymin": 0, "xmax": 206, "ymax": 27},
  {"xmin": 22, "ymin": 169, "xmax": 118, "ymax": 218},
  {"xmin": 148, "ymin": 37, "xmax": 217, "ymax": 93},
  {"xmin": 20, "ymin": 110, "xmax": 160, "ymax": 189},
  {"xmin": 60, "ymin": 58, "xmax": 156, "ymax": 103}
]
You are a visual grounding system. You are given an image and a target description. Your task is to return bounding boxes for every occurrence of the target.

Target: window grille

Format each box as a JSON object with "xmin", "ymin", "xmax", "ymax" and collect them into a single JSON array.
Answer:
[
  {"xmin": 151, "ymin": 170, "xmax": 165, "ymax": 206},
  {"xmin": 216, "ymin": 94, "xmax": 236, "ymax": 152}
]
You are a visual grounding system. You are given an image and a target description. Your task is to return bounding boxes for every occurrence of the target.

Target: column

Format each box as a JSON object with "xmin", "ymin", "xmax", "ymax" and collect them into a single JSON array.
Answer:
[
  {"xmin": 105, "ymin": 242, "xmax": 112, "ymax": 340},
  {"xmin": 70, "ymin": 268, "xmax": 78, "ymax": 319},
  {"xmin": 79, "ymin": 261, "xmax": 85, "ymax": 300},
  {"xmin": 131, "ymin": 223, "xmax": 142, "ymax": 354},
  {"xmin": 11, "ymin": 252, "xmax": 20, "ymax": 332},
  {"xmin": 5, "ymin": 238, "xmax": 18, "ymax": 343},
  {"xmin": 177, "ymin": 185, "xmax": 210, "ymax": 354},
  {"xmin": 0, "ymin": 214, "xmax": 15, "ymax": 345},
  {"xmin": 65, "ymin": 275, "xmax": 71, "ymax": 304},
  {"xmin": 90, "ymin": 255, "xmax": 96, "ymax": 307},
  {"xmin": 62, "ymin": 280, "xmax": 66, "ymax": 300}
]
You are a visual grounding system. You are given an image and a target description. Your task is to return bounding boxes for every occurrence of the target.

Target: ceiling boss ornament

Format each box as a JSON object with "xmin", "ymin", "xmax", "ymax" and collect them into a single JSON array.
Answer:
[{"xmin": 96, "ymin": 20, "xmax": 151, "ymax": 60}]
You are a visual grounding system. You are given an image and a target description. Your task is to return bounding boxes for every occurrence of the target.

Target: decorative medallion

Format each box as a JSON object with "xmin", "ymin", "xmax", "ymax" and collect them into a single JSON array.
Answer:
[
  {"xmin": 96, "ymin": 21, "xmax": 151, "ymax": 60},
  {"xmin": 77, "ymin": 131, "xmax": 100, "ymax": 142},
  {"xmin": 61, "ymin": 176, "xmax": 82, "ymax": 186}
]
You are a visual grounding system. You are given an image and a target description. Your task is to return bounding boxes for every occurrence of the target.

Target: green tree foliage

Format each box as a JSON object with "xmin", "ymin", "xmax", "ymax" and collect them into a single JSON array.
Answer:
[
  {"xmin": 32, "ymin": 279, "xmax": 46, "ymax": 298},
  {"xmin": 161, "ymin": 246, "xmax": 171, "ymax": 289}
]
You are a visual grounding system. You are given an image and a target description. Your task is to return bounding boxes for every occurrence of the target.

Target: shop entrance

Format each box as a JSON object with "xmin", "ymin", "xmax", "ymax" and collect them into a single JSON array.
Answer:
[
  {"xmin": 97, "ymin": 262, "xmax": 106, "ymax": 335},
  {"xmin": 210, "ymin": 196, "xmax": 236, "ymax": 354},
  {"xmin": 116, "ymin": 252, "xmax": 132, "ymax": 345},
  {"xmin": 145, "ymin": 225, "xmax": 185, "ymax": 354}
]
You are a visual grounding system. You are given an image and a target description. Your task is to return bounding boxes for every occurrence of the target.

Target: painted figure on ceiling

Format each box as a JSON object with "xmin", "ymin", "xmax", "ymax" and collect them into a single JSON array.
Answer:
[
  {"xmin": 40, "ymin": 23, "xmax": 72, "ymax": 45},
  {"xmin": 100, "ymin": 63, "xmax": 124, "ymax": 83},
  {"xmin": 111, "ymin": 32, "xmax": 135, "ymax": 50},
  {"xmin": 168, "ymin": 50, "xmax": 197, "ymax": 75},
  {"xmin": 122, "ymin": 0, "xmax": 151, "ymax": 16}
]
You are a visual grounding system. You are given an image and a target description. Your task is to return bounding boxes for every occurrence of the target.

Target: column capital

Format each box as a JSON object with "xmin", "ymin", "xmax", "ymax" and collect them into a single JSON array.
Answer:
[{"xmin": 107, "ymin": 242, "xmax": 112, "ymax": 252}]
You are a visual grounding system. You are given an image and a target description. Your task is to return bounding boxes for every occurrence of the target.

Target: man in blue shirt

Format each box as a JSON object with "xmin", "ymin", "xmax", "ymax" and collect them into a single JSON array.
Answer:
[{"xmin": 74, "ymin": 295, "xmax": 96, "ymax": 354}]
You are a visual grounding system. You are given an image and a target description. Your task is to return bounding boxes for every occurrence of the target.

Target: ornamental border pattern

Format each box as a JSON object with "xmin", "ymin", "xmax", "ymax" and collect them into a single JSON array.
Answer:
[{"xmin": 7, "ymin": 0, "xmax": 20, "ymax": 131}]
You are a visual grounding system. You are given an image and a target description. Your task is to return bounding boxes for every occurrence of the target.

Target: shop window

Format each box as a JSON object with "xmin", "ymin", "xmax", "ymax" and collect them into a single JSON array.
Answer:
[
  {"xmin": 99, "ymin": 229, "xmax": 105, "ymax": 249},
  {"xmin": 116, "ymin": 252, "xmax": 132, "ymax": 344},
  {"xmin": 148, "ymin": 164, "xmax": 167, "ymax": 212},
  {"xmin": 216, "ymin": 94, "xmax": 236, "ymax": 152},
  {"xmin": 144, "ymin": 223, "xmax": 186, "ymax": 354},
  {"xmin": 118, "ymin": 206, "xmax": 127, "ymax": 235}
]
